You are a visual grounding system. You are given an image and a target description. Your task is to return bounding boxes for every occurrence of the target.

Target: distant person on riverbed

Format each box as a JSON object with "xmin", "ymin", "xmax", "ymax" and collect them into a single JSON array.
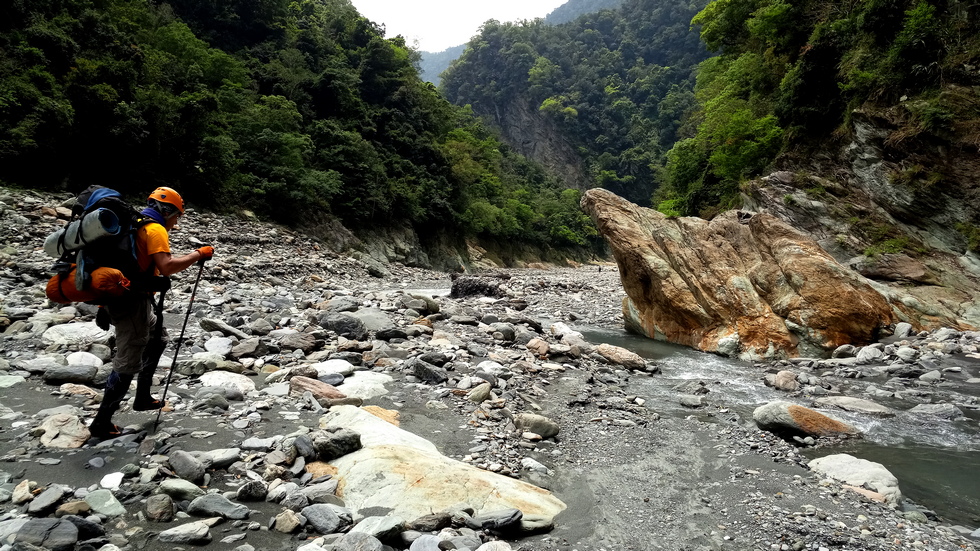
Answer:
[{"xmin": 89, "ymin": 187, "xmax": 214, "ymax": 439}]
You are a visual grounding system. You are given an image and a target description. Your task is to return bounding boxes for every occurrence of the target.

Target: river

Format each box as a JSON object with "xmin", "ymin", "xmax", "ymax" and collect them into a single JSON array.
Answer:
[{"xmin": 577, "ymin": 326, "xmax": 980, "ymax": 527}]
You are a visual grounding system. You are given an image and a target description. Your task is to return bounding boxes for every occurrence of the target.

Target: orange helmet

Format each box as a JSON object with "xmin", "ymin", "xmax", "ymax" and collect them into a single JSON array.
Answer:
[{"xmin": 148, "ymin": 186, "xmax": 184, "ymax": 214}]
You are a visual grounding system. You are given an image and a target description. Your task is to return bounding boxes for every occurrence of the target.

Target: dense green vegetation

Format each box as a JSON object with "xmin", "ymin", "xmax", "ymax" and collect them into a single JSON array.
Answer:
[
  {"xmin": 544, "ymin": 0, "xmax": 626, "ymax": 25},
  {"xmin": 440, "ymin": 0, "xmax": 710, "ymax": 205},
  {"xmin": 657, "ymin": 0, "xmax": 980, "ymax": 217},
  {"xmin": 0, "ymin": 0, "xmax": 597, "ymax": 249}
]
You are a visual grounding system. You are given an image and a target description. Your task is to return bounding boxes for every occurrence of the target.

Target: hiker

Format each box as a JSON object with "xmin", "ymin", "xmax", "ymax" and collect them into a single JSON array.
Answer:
[{"xmin": 89, "ymin": 186, "xmax": 214, "ymax": 439}]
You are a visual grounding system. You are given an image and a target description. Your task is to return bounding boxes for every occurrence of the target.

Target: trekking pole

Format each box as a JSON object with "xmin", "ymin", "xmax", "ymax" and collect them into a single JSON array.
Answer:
[{"xmin": 153, "ymin": 259, "xmax": 206, "ymax": 433}]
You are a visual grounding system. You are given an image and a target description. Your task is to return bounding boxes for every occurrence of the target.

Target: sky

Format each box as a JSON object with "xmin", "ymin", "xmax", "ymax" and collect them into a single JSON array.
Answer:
[{"xmin": 349, "ymin": 0, "xmax": 569, "ymax": 52}]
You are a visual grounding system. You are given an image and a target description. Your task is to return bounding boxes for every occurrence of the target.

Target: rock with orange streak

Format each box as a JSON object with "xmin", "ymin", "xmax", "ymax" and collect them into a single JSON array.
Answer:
[
  {"xmin": 753, "ymin": 401, "xmax": 859, "ymax": 438},
  {"xmin": 581, "ymin": 188, "xmax": 894, "ymax": 359},
  {"xmin": 289, "ymin": 376, "xmax": 346, "ymax": 400}
]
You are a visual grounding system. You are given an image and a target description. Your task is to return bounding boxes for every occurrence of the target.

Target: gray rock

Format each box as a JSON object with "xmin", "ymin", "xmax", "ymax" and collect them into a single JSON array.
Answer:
[
  {"xmin": 831, "ymin": 344, "xmax": 856, "ymax": 358},
  {"xmin": 280, "ymin": 331, "xmax": 317, "ymax": 353},
  {"xmin": 42, "ymin": 365, "xmax": 97, "ymax": 384},
  {"xmin": 169, "ymin": 449, "xmax": 206, "ymax": 483},
  {"xmin": 808, "ymin": 453, "xmax": 901, "ymax": 503},
  {"xmin": 41, "ymin": 322, "xmax": 110, "ymax": 346},
  {"xmin": 273, "ymin": 509, "xmax": 303, "ymax": 533},
  {"xmin": 200, "ymin": 318, "xmax": 249, "ymax": 339},
  {"xmin": 814, "ymin": 396, "xmax": 895, "ymax": 417},
  {"xmin": 188, "ymin": 494, "xmax": 250, "ymax": 519},
  {"xmin": 205, "ymin": 448, "xmax": 242, "ymax": 470},
  {"xmin": 237, "ymin": 480, "xmax": 268, "ymax": 502},
  {"xmin": 230, "ymin": 338, "xmax": 270, "ymax": 359},
  {"xmin": 678, "ymin": 394, "xmax": 705, "ymax": 408},
  {"xmin": 407, "ymin": 357, "xmax": 448, "ymax": 384},
  {"xmin": 302, "ymin": 480, "xmax": 339, "ymax": 503},
  {"xmin": 896, "ymin": 346, "xmax": 919, "ymax": 362},
  {"xmin": 335, "ymin": 531, "xmax": 385, "ymax": 550},
  {"xmin": 13, "ymin": 518, "xmax": 78, "ymax": 551},
  {"xmin": 489, "ymin": 322, "xmax": 517, "ymax": 342},
  {"xmin": 83, "ymin": 489, "xmax": 127, "ymax": 517},
  {"xmin": 513, "ymin": 413, "xmax": 560, "ymax": 439},
  {"xmin": 145, "ymin": 494, "xmax": 176, "ymax": 522},
  {"xmin": 204, "ymin": 337, "xmax": 235, "ymax": 356},
  {"xmin": 855, "ymin": 346, "xmax": 884, "ymax": 364},
  {"xmin": 0, "ymin": 375, "xmax": 26, "ymax": 388},
  {"xmin": 350, "ymin": 307, "xmax": 396, "ymax": 332},
  {"xmin": 327, "ymin": 296, "xmax": 361, "ymax": 312},
  {"xmin": 27, "ymin": 484, "xmax": 68, "ymax": 515},
  {"xmin": 409, "ymin": 534, "xmax": 442, "ymax": 551},
  {"xmin": 918, "ymin": 370, "xmax": 942, "ymax": 383},
  {"xmin": 313, "ymin": 428, "xmax": 362, "ymax": 461},
  {"xmin": 280, "ymin": 491, "xmax": 310, "ymax": 511},
  {"xmin": 350, "ymin": 515, "xmax": 406, "ymax": 540},
  {"xmin": 894, "ymin": 322, "xmax": 913, "ymax": 338},
  {"xmin": 159, "ymin": 478, "xmax": 206, "ymax": 500},
  {"xmin": 472, "ymin": 508, "xmax": 523, "ymax": 530},
  {"xmin": 266, "ymin": 482, "xmax": 299, "ymax": 504},
  {"xmin": 242, "ymin": 436, "xmax": 281, "ymax": 451},
  {"xmin": 158, "ymin": 519, "xmax": 215, "ymax": 544},
  {"xmin": 908, "ymin": 403, "xmax": 963, "ymax": 419},
  {"xmin": 467, "ymin": 382, "xmax": 493, "ymax": 403},
  {"xmin": 376, "ymin": 327, "xmax": 409, "ymax": 341},
  {"xmin": 320, "ymin": 313, "xmax": 368, "ymax": 340},
  {"xmin": 60, "ymin": 514, "xmax": 105, "ymax": 540},
  {"xmin": 301, "ymin": 503, "xmax": 344, "ymax": 534}
]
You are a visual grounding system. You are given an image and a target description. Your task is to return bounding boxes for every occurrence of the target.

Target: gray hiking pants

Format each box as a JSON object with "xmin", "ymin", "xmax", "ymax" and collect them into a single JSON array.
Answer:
[{"xmin": 106, "ymin": 295, "xmax": 167, "ymax": 375}]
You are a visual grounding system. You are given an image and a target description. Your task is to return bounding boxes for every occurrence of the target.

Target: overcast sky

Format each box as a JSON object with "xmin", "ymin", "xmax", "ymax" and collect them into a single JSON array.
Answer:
[{"xmin": 349, "ymin": 0, "xmax": 569, "ymax": 52}]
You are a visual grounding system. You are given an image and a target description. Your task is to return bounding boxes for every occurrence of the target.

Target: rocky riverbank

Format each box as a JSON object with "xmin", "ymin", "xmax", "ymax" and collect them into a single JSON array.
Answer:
[{"xmin": 0, "ymin": 186, "xmax": 978, "ymax": 551}]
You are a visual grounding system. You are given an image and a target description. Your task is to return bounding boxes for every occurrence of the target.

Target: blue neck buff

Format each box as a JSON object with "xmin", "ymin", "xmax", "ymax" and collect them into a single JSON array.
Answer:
[{"xmin": 140, "ymin": 207, "xmax": 166, "ymax": 226}]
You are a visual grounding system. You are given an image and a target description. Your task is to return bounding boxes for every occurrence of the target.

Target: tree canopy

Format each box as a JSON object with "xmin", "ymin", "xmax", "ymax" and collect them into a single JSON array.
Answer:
[
  {"xmin": 440, "ymin": 0, "xmax": 711, "ymax": 206},
  {"xmin": 656, "ymin": 0, "xmax": 980, "ymax": 217},
  {"xmin": 0, "ymin": 0, "xmax": 598, "ymax": 250}
]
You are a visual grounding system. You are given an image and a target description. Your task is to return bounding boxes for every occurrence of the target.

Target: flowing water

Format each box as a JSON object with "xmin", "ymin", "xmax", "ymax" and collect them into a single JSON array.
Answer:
[{"xmin": 577, "ymin": 326, "xmax": 980, "ymax": 527}]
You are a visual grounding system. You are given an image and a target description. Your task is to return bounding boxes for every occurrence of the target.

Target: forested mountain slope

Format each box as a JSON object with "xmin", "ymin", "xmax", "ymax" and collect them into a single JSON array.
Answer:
[
  {"xmin": 544, "ymin": 0, "xmax": 626, "ymax": 24},
  {"xmin": 419, "ymin": 44, "xmax": 466, "ymax": 85},
  {"xmin": 440, "ymin": 0, "xmax": 710, "ymax": 205},
  {"xmin": 419, "ymin": 0, "xmax": 627, "ymax": 92},
  {"xmin": 658, "ymin": 0, "xmax": 980, "ymax": 232},
  {"xmin": 0, "ymin": 0, "xmax": 597, "ymax": 259}
]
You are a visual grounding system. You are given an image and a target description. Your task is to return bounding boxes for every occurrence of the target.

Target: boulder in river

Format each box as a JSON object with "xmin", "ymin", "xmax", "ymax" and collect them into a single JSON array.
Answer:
[
  {"xmin": 753, "ymin": 401, "xmax": 860, "ymax": 438},
  {"xmin": 581, "ymin": 188, "xmax": 895, "ymax": 359},
  {"xmin": 808, "ymin": 453, "xmax": 902, "ymax": 504}
]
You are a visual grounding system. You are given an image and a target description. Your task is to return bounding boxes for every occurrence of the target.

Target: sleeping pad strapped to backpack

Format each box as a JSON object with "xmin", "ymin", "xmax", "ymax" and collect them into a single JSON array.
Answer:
[{"xmin": 45, "ymin": 186, "xmax": 153, "ymax": 305}]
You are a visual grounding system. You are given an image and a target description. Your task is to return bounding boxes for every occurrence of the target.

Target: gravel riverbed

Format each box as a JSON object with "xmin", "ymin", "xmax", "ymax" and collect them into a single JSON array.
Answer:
[{"xmin": 0, "ymin": 186, "xmax": 977, "ymax": 551}]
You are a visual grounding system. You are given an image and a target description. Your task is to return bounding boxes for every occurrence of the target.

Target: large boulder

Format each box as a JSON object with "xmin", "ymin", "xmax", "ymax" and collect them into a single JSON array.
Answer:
[
  {"xmin": 753, "ymin": 401, "xmax": 860, "ymax": 438},
  {"xmin": 581, "ymin": 189, "xmax": 894, "ymax": 359},
  {"xmin": 320, "ymin": 406, "xmax": 566, "ymax": 524},
  {"xmin": 808, "ymin": 453, "xmax": 902, "ymax": 504}
]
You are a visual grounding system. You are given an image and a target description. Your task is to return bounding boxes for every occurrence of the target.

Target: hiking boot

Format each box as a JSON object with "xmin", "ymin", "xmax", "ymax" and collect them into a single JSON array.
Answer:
[
  {"xmin": 89, "ymin": 422, "xmax": 125, "ymax": 440},
  {"xmin": 134, "ymin": 366, "xmax": 163, "ymax": 411},
  {"xmin": 132, "ymin": 397, "xmax": 165, "ymax": 411}
]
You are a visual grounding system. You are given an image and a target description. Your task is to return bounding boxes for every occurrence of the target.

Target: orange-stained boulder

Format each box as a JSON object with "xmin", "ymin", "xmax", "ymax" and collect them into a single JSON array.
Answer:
[
  {"xmin": 581, "ymin": 188, "xmax": 894, "ymax": 359},
  {"xmin": 753, "ymin": 401, "xmax": 860, "ymax": 438}
]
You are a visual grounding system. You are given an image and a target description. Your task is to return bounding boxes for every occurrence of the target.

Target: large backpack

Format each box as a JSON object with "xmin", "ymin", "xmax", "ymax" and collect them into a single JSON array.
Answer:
[{"xmin": 44, "ymin": 186, "xmax": 154, "ymax": 304}]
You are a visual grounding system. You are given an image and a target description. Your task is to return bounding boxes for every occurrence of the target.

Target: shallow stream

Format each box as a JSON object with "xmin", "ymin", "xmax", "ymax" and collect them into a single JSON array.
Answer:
[{"xmin": 577, "ymin": 326, "xmax": 980, "ymax": 527}]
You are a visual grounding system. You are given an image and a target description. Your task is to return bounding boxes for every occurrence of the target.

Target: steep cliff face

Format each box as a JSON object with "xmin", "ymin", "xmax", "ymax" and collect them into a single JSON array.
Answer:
[
  {"xmin": 742, "ymin": 109, "xmax": 980, "ymax": 328},
  {"xmin": 494, "ymin": 95, "xmax": 591, "ymax": 191}
]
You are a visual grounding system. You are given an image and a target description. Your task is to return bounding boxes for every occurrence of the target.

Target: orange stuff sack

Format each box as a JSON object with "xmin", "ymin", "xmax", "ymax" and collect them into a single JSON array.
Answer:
[{"xmin": 46, "ymin": 266, "xmax": 131, "ymax": 304}]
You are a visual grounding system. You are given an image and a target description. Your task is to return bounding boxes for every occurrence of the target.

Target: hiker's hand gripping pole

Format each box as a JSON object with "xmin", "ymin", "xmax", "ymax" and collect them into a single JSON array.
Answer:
[{"xmin": 153, "ymin": 259, "xmax": 206, "ymax": 432}]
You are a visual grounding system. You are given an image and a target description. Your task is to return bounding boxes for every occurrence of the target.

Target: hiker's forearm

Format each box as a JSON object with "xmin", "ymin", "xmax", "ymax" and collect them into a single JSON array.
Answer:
[{"xmin": 152, "ymin": 252, "xmax": 202, "ymax": 276}]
